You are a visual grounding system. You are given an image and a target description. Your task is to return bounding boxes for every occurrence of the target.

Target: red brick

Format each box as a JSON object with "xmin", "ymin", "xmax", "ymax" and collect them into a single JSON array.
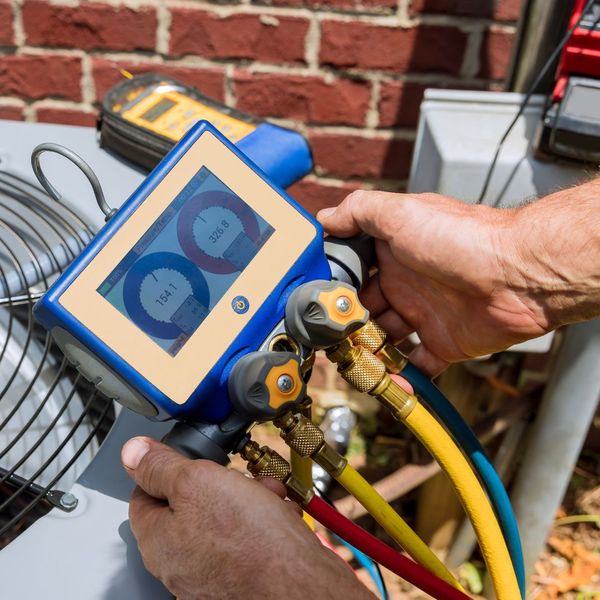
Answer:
[
  {"xmin": 23, "ymin": 1, "xmax": 157, "ymax": 52},
  {"xmin": 170, "ymin": 9, "xmax": 308, "ymax": 64},
  {"xmin": 234, "ymin": 71, "xmax": 370, "ymax": 126},
  {"xmin": 288, "ymin": 178, "xmax": 361, "ymax": 215},
  {"xmin": 0, "ymin": 55, "xmax": 82, "ymax": 100},
  {"xmin": 35, "ymin": 107, "xmax": 97, "ymax": 127},
  {"xmin": 92, "ymin": 59, "xmax": 226, "ymax": 103},
  {"xmin": 265, "ymin": 0, "xmax": 396, "ymax": 10},
  {"xmin": 0, "ymin": 1, "xmax": 14, "ymax": 46},
  {"xmin": 320, "ymin": 22, "xmax": 467, "ymax": 74},
  {"xmin": 378, "ymin": 81, "xmax": 426, "ymax": 129},
  {"xmin": 0, "ymin": 105, "xmax": 23, "ymax": 121},
  {"xmin": 479, "ymin": 29, "xmax": 515, "ymax": 80},
  {"xmin": 309, "ymin": 132, "xmax": 414, "ymax": 179},
  {"xmin": 410, "ymin": 0, "xmax": 523, "ymax": 21},
  {"xmin": 378, "ymin": 80, "xmax": 485, "ymax": 128}
]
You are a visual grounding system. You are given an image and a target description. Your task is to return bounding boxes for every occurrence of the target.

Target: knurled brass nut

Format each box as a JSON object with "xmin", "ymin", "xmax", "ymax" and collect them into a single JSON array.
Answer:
[
  {"xmin": 350, "ymin": 320, "xmax": 387, "ymax": 353},
  {"xmin": 246, "ymin": 446, "xmax": 292, "ymax": 481},
  {"xmin": 278, "ymin": 414, "xmax": 325, "ymax": 457},
  {"xmin": 339, "ymin": 347, "xmax": 386, "ymax": 393},
  {"xmin": 284, "ymin": 426, "xmax": 324, "ymax": 457}
]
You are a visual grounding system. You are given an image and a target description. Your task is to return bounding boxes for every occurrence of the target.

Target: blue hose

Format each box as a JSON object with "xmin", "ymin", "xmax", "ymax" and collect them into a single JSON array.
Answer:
[
  {"xmin": 401, "ymin": 362, "xmax": 526, "ymax": 598},
  {"xmin": 335, "ymin": 535, "xmax": 388, "ymax": 599}
]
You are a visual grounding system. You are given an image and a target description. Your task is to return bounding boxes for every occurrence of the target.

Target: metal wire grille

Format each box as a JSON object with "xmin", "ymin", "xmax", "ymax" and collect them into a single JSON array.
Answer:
[{"xmin": 0, "ymin": 171, "xmax": 115, "ymax": 546}]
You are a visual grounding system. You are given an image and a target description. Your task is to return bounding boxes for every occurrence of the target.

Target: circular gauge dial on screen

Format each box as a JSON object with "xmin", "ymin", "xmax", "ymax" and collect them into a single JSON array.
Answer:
[
  {"xmin": 177, "ymin": 190, "xmax": 260, "ymax": 274},
  {"xmin": 123, "ymin": 252, "xmax": 210, "ymax": 340}
]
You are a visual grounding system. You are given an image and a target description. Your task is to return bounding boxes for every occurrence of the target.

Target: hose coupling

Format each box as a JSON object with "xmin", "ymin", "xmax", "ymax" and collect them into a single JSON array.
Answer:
[
  {"xmin": 285, "ymin": 475, "xmax": 315, "ymax": 507},
  {"xmin": 328, "ymin": 341, "xmax": 386, "ymax": 393},
  {"xmin": 240, "ymin": 440, "xmax": 291, "ymax": 481},
  {"xmin": 274, "ymin": 412, "xmax": 347, "ymax": 478},
  {"xmin": 350, "ymin": 320, "xmax": 408, "ymax": 374},
  {"xmin": 372, "ymin": 374, "xmax": 417, "ymax": 421},
  {"xmin": 327, "ymin": 337, "xmax": 417, "ymax": 421},
  {"xmin": 239, "ymin": 440, "xmax": 314, "ymax": 506},
  {"xmin": 350, "ymin": 319, "xmax": 387, "ymax": 353},
  {"xmin": 377, "ymin": 343, "xmax": 409, "ymax": 375}
]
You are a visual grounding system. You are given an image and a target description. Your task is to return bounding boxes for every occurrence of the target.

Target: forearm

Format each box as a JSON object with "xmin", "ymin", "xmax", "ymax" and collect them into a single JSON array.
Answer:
[{"xmin": 504, "ymin": 177, "xmax": 600, "ymax": 329}]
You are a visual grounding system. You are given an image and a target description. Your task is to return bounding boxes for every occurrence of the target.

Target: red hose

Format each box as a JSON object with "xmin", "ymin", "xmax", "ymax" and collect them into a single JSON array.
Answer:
[{"xmin": 305, "ymin": 495, "xmax": 471, "ymax": 600}]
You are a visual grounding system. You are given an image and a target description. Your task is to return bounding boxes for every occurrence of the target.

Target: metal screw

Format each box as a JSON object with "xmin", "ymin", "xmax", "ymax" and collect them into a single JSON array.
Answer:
[
  {"xmin": 277, "ymin": 374, "xmax": 295, "ymax": 394},
  {"xmin": 336, "ymin": 296, "xmax": 352, "ymax": 314},
  {"xmin": 59, "ymin": 492, "xmax": 78, "ymax": 510}
]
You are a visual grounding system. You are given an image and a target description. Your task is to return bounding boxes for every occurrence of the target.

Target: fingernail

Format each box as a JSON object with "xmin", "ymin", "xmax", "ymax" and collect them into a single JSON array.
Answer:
[
  {"xmin": 122, "ymin": 437, "xmax": 150, "ymax": 470},
  {"xmin": 316, "ymin": 207, "xmax": 336, "ymax": 222}
]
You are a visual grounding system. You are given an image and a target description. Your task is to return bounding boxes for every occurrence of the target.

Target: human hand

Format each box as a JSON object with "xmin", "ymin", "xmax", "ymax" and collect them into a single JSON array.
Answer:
[
  {"xmin": 122, "ymin": 436, "xmax": 375, "ymax": 600},
  {"xmin": 318, "ymin": 191, "xmax": 551, "ymax": 375}
]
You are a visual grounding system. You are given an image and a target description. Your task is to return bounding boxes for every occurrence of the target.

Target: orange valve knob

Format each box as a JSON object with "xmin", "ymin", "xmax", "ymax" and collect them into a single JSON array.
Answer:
[
  {"xmin": 285, "ymin": 280, "xmax": 369, "ymax": 349},
  {"xmin": 228, "ymin": 351, "xmax": 306, "ymax": 421}
]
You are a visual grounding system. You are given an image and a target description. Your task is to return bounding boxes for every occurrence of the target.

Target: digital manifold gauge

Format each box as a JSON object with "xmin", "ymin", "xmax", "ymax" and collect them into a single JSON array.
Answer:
[{"xmin": 34, "ymin": 122, "xmax": 369, "ymax": 450}]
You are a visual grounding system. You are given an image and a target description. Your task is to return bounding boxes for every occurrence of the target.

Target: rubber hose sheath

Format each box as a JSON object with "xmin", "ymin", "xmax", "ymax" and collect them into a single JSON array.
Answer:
[{"xmin": 305, "ymin": 495, "xmax": 472, "ymax": 600}]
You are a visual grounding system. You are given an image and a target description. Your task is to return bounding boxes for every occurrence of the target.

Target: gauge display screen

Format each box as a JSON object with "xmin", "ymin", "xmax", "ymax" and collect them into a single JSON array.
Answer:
[
  {"xmin": 97, "ymin": 166, "xmax": 274, "ymax": 356},
  {"xmin": 141, "ymin": 97, "xmax": 176, "ymax": 122}
]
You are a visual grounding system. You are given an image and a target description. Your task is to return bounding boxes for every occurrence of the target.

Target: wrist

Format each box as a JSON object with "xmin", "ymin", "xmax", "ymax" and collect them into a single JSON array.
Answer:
[
  {"xmin": 491, "ymin": 207, "xmax": 557, "ymax": 332},
  {"xmin": 500, "ymin": 194, "xmax": 600, "ymax": 330}
]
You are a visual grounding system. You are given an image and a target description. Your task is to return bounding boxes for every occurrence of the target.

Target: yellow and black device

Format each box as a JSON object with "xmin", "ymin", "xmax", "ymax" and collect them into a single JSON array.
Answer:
[
  {"xmin": 99, "ymin": 73, "xmax": 313, "ymax": 188},
  {"xmin": 99, "ymin": 73, "xmax": 261, "ymax": 171}
]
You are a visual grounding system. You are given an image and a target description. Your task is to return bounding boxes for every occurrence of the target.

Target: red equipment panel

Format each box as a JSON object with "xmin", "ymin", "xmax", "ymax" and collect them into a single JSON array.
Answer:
[{"xmin": 553, "ymin": 0, "xmax": 600, "ymax": 101}]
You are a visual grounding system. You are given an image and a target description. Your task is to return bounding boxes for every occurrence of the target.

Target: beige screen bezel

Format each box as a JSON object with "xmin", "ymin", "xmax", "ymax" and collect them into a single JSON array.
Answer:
[{"xmin": 59, "ymin": 131, "xmax": 318, "ymax": 404}]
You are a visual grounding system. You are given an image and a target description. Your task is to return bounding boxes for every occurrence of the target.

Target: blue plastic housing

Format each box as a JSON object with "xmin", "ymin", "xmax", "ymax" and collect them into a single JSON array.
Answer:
[
  {"xmin": 239, "ymin": 123, "xmax": 313, "ymax": 189},
  {"xmin": 34, "ymin": 121, "xmax": 330, "ymax": 423}
]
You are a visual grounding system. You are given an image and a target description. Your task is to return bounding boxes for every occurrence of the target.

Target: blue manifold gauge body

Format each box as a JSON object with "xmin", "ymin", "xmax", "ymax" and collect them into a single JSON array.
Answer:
[{"xmin": 34, "ymin": 121, "xmax": 330, "ymax": 422}]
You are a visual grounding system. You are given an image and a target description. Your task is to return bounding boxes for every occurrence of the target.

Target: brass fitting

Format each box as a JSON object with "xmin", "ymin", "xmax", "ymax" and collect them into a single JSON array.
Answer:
[
  {"xmin": 274, "ymin": 413, "xmax": 324, "ymax": 457},
  {"xmin": 327, "ymin": 337, "xmax": 417, "ymax": 421},
  {"xmin": 350, "ymin": 320, "xmax": 408, "ymax": 374},
  {"xmin": 240, "ymin": 440, "xmax": 291, "ymax": 481},
  {"xmin": 377, "ymin": 343, "xmax": 409, "ymax": 375},
  {"xmin": 274, "ymin": 412, "xmax": 348, "ymax": 478},
  {"xmin": 350, "ymin": 320, "xmax": 387, "ymax": 353},
  {"xmin": 239, "ymin": 440, "xmax": 314, "ymax": 506},
  {"xmin": 371, "ymin": 374, "xmax": 417, "ymax": 421},
  {"xmin": 285, "ymin": 475, "xmax": 315, "ymax": 506},
  {"xmin": 313, "ymin": 443, "xmax": 348, "ymax": 477},
  {"xmin": 324, "ymin": 337, "xmax": 360, "ymax": 365},
  {"xmin": 328, "ymin": 341, "xmax": 386, "ymax": 393}
]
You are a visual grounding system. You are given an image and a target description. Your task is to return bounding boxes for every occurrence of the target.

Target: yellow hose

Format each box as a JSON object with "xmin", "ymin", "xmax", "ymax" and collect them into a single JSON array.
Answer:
[
  {"xmin": 335, "ymin": 462, "xmax": 462, "ymax": 590},
  {"xmin": 291, "ymin": 449, "xmax": 315, "ymax": 529},
  {"xmin": 404, "ymin": 401, "xmax": 521, "ymax": 600}
]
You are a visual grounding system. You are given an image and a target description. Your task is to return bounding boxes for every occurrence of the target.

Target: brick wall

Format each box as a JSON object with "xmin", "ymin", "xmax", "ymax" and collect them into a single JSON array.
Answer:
[{"xmin": 0, "ymin": 0, "xmax": 522, "ymax": 213}]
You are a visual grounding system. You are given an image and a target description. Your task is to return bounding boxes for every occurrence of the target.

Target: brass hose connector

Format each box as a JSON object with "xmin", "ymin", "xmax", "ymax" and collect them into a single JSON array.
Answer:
[
  {"xmin": 239, "ymin": 440, "xmax": 314, "ymax": 506},
  {"xmin": 350, "ymin": 319, "xmax": 387, "ymax": 353},
  {"xmin": 326, "ymin": 338, "xmax": 417, "ymax": 421},
  {"xmin": 274, "ymin": 412, "xmax": 348, "ymax": 477},
  {"xmin": 241, "ymin": 440, "xmax": 292, "ymax": 481},
  {"xmin": 350, "ymin": 320, "xmax": 409, "ymax": 374}
]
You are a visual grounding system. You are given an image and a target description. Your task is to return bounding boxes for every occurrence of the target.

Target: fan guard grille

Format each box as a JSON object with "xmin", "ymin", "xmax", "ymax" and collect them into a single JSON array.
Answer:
[{"xmin": 0, "ymin": 171, "xmax": 115, "ymax": 547}]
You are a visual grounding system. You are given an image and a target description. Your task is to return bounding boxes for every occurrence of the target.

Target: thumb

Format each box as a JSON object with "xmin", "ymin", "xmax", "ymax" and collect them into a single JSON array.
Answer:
[
  {"xmin": 390, "ymin": 374, "xmax": 415, "ymax": 395},
  {"xmin": 121, "ymin": 436, "xmax": 193, "ymax": 500},
  {"xmin": 316, "ymin": 190, "xmax": 397, "ymax": 239}
]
